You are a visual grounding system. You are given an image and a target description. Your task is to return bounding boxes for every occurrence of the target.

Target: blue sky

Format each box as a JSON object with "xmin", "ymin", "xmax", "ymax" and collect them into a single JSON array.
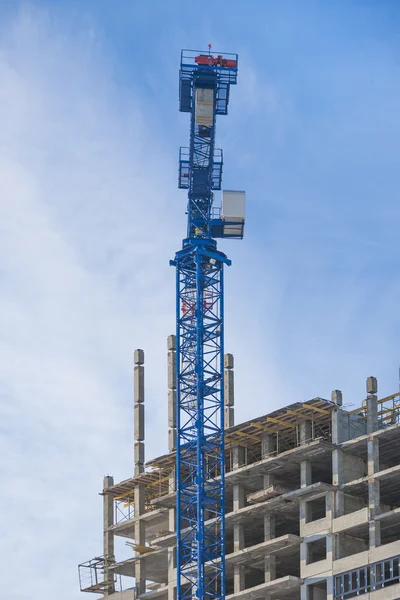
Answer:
[{"xmin": 1, "ymin": 1, "xmax": 400, "ymax": 599}]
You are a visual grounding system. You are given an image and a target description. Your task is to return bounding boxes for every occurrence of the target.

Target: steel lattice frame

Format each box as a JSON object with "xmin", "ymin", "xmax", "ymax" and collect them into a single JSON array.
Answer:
[{"xmin": 171, "ymin": 50, "xmax": 238, "ymax": 600}]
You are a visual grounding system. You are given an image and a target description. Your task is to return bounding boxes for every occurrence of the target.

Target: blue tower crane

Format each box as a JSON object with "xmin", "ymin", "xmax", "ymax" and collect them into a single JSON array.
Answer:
[{"xmin": 170, "ymin": 48, "xmax": 244, "ymax": 600}]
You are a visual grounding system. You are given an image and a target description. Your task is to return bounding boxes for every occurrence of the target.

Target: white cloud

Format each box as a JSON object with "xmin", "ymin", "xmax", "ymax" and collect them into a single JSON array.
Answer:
[{"xmin": 0, "ymin": 8, "xmax": 180, "ymax": 599}]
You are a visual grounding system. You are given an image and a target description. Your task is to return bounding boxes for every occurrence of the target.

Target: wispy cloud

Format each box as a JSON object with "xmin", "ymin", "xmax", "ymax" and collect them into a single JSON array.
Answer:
[{"xmin": 0, "ymin": 8, "xmax": 180, "ymax": 599}]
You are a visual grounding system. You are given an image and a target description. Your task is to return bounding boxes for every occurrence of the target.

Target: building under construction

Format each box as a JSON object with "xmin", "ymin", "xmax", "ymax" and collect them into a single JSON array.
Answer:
[{"xmin": 79, "ymin": 348, "xmax": 400, "ymax": 600}]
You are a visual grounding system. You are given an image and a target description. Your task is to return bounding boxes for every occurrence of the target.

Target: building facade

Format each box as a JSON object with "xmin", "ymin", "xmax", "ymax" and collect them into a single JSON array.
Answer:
[{"xmin": 79, "ymin": 349, "xmax": 400, "ymax": 600}]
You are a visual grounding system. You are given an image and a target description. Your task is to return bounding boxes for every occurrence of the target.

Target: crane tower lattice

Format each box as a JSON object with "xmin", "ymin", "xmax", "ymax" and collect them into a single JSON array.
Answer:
[{"xmin": 170, "ymin": 48, "xmax": 244, "ymax": 600}]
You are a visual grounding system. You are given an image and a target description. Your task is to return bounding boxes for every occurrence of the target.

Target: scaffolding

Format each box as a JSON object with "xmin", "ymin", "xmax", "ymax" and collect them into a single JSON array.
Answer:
[{"xmin": 78, "ymin": 557, "xmax": 121, "ymax": 594}]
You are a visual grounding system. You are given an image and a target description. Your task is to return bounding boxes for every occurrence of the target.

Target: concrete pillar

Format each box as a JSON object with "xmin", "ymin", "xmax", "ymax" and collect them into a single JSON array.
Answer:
[
  {"xmin": 168, "ymin": 467, "xmax": 176, "ymax": 600},
  {"xmin": 232, "ymin": 442, "xmax": 246, "ymax": 592},
  {"xmin": 260, "ymin": 431, "xmax": 277, "ymax": 583},
  {"xmin": 299, "ymin": 420, "xmax": 312, "ymax": 445},
  {"xmin": 233, "ymin": 483, "xmax": 245, "ymax": 511},
  {"xmin": 331, "ymin": 393, "xmax": 346, "ymax": 518},
  {"xmin": 331, "ymin": 390, "xmax": 345, "ymax": 445},
  {"xmin": 232, "ymin": 445, "xmax": 246, "ymax": 470},
  {"xmin": 366, "ymin": 376, "xmax": 378, "ymax": 434},
  {"xmin": 331, "ymin": 389, "xmax": 343, "ymax": 407},
  {"xmin": 264, "ymin": 513, "xmax": 276, "ymax": 583},
  {"xmin": 103, "ymin": 475, "xmax": 115, "ymax": 596},
  {"xmin": 262, "ymin": 435, "xmax": 276, "ymax": 488},
  {"xmin": 134, "ymin": 482, "xmax": 146, "ymax": 595},
  {"xmin": 261, "ymin": 431, "xmax": 275, "ymax": 459},
  {"xmin": 299, "ymin": 421, "xmax": 312, "ymax": 488},
  {"xmin": 332, "ymin": 447, "xmax": 344, "ymax": 517},
  {"xmin": 134, "ymin": 349, "xmax": 145, "ymax": 476},
  {"xmin": 224, "ymin": 353, "xmax": 234, "ymax": 429},
  {"xmin": 233, "ymin": 525, "xmax": 245, "ymax": 593},
  {"xmin": 300, "ymin": 461, "xmax": 312, "ymax": 488},
  {"xmin": 168, "ymin": 335, "xmax": 177, "ymax": 452},
  {"xmin": 368, "ymin": 435, "xmax": 381, "ymax": 547},
  {"xmin": 133, "ymin": 350, "xmax": 146, "ymax": 596},
  {"xmin": 365, "ymin": 376, "xmax": 380, "ymax": 547}
]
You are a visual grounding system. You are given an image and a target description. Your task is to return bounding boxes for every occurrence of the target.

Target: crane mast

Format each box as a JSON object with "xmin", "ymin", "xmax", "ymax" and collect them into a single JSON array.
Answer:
[{"xmin": 171, "ymin": 49, "xmax": 243, "ymax": 600}]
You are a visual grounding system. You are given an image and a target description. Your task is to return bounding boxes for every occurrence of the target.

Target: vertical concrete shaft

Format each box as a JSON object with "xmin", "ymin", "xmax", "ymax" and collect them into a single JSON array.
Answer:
[
  {"xmin": 299, "ymin": 420, "xmax": 312, "ymax": 445},
  {"xmin": 261, "ymin": 433, "xmax": 276, "ymax": 497},
  {"xmin": 333, "ymin": 447, "xmax": 344, "ymax": 518},
  {"xmin": 232, "ymin": 445, "xmax": 246, "ymax": 470},
  {"xmin": 264, "ymin": 517, "xmax": 276, "ymax": 586},
  {"xmin": 232, "ymin": 443, "xmax": 246, "ymax": 593},
  {"xmin": 134, "ymin": 349, "xmax": 145, "ymax": 476},
  {"xmin": 368, "ymin": 436, "xmax": 381, "ymax": 548},
  {"xmin": 224, "ymin": 353, "xmax": 234, "ymax": 428},
  {"xmin": 103, "ymin": 475, "xmax": 115, "ymax": 596},
  {"xmin": 331, "ymin": 389, "xmax": 343, "ymax": 406},
  {"xmin": 167, "ymin": 337, "xmax": 177, "ymax": 599},
  {"xmin": 299, "ymin": 420, "xmax": 312, "ymax": 487},
  {"xmin": 366, "ymin": 377, "xmax": 380, "ymax": 546},
  {"xmin": 134, "ymin": 483, "xmax": 146, "ymax": 595},
  {"xmin": 332, "ymin": 395, "xmax": 345, "ymax": 517},
  {"xmin": 366, "ymin": 377, "xmax": 378, "ymax": 434},
  {"xmin": 261, "ymin": 433, "xmax": 276, "ymax": 585},
  {"xmin": 168, "ymin": 335, "xmax": 177, "ymax": 452},
  {"xmin": 168, "ymin": 467, "xmax": 176, "ymax": 600},
  {"xmin": 332, "ymin": 402, "xmax": 345, "ymax": 445},
  {"xmin": 133, "ymin": 349, "xmax": 146, "ymax": 595}
]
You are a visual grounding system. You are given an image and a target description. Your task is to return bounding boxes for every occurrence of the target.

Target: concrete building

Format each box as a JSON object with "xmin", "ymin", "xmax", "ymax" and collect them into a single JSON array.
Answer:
[{"xmin": 78, "ymin": 348, "xmax": 400, "ymax": 600}]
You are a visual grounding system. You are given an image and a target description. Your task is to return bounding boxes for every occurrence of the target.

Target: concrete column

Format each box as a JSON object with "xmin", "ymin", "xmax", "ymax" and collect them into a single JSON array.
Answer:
[
  {"xmin": 299, "ymin": 421, "xmax": 312, "ymax": 487},
  {"xmin": 103, "ymin": 475, "xmax": 115, "ymax": 596},
  {"xmin": 332, "ymin": 449, "xmax": 344, "ymax": 518},
  {"xmin": 331, "ymin": 389, "xmax": 343, "ymax": 407},
  {"xmin": 224, "ymin": 353, "xmax": 234, "ymax": 428},
  {"xmin": 232, "ymin": 445, "xmax": 245, "ymax": 470},
  {"xmin": 365, "ymin": 377, "xmax": 381, "ymax": 547},
  {"xmin": 299, "ymin": 420, "xmax": 312, "ymax": 445},
  {"xmin": 331, "ymin": 392, "xmax": 345, "ymax": 518},
  {"xmin": 232, "ymin": 443, "xmax": 246, "ymax": 592},
  {"xmin": 260, "ymin": 432, "xmax": 276, "ymax": 583},
  {"xmin": 366, "ymin": 376, "xmax": 378, "ymax": 434},
  {"xmin": 368, "ymin": 436, "xmax": 381, "ymax": 547},
  {"xmin": 299, "ymin": 420, "xmax": 312, "ymax": 488},
  {"xmin": 233, "ymin": 486, "xmax": 245, "ymax": 592},
  {"xmin": 133, "ymin": 349, "xmax": 147, "ymax": 598},
  {"xmin": 331, "ymin": 391, "xmax": 345, "ymax": 445},
  {"xmin": 168, "ymin": 335, "xmax": 177, "ymax": 452},
  {"xmin": 300, "ymin": 461, "xmax": 312, "ymax": 488},
  {"xmin": 168, "ymin": 467, "xmax": 176, "ymax": 600},
  {"xmin": 134, "ymin": 349, "xmax": 145, "ymax": 476},
  {"xmin": 134, "ymin": 483, "xmax": 146, "ymax": 595},
  {"xmin": 261, "ymin": 431, "xmax": 275, "ymax": 460},
  {"xmin": 264, "ymin": 515, "xmax": 276, "ymax": 583}
]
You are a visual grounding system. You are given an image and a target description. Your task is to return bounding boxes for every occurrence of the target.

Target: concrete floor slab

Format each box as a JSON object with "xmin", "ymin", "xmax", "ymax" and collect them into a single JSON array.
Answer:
[
  {"xmin": 110, "ymin": 548, "xmax": 168, "ymax": 584},
  {"xmin": 137, "ymin": 587, "xmax": 168, "ymax": 600},
  {"xmin": 226, "ymin": 576, "xmax": 301, "ymax": 600},
  {"xmin": 376, "ymin": 506, "xmax": 400, "ymax": 525},
  {"xmin": 333, "ymin": 507, "xmax": 369, "ymax": 534}
]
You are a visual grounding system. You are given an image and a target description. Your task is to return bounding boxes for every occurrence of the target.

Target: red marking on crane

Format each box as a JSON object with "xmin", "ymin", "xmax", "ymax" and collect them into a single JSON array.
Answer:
[
  {"xmin": 203, "ymin": 291, "xmax": 214, "ymax": 311},
  {"xmin": 195, "ymin": 54, "xmax": 237, "ymax": 69},
  {"xmin": 181, "ymin": 301, "xmax": 195, "ymax": 316}
]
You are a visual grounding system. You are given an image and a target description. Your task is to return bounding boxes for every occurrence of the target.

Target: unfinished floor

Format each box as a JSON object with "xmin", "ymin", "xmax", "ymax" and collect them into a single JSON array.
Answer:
[{"xmin": 78, "ymin": 349, "xmax": 400, "ymax": 600}]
